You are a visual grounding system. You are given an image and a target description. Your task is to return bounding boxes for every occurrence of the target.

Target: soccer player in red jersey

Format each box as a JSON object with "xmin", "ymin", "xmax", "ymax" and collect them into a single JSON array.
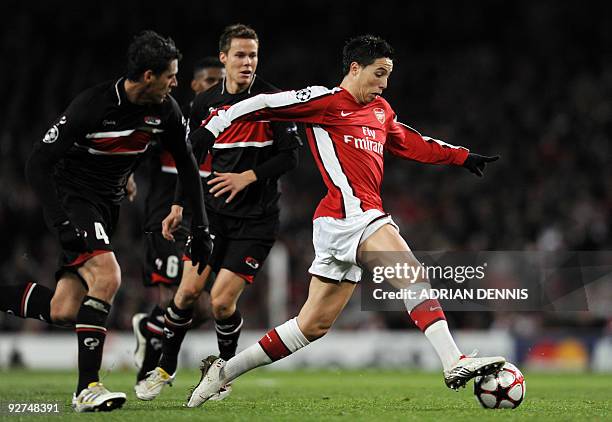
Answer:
[{"xmin": 187, "ymin": 35, "xmax": 504, "ymax": 407}]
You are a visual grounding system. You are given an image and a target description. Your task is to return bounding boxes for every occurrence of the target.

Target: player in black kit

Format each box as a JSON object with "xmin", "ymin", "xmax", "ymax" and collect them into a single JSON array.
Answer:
[
  {"xmin": 0, "ymin": 31, "xmax": 212, "ymax": 412},
  {"xmin": 134, "ymin": 24, "xmax": 302, "ymax": 402},
  {"xmin": 131, "ymin": 57, "xmax": 225, "ymax": 385}
]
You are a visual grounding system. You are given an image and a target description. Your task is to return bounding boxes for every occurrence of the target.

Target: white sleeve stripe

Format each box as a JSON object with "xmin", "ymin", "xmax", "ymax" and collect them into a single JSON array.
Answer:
[
  {"xmin": 86, "ymin": 130, "xmax": 135, "ymax": 138},
  {"xmin": 212, "ymin": 140, "xmax": 274, "ymax": 149},
  {"xmin": 23, "ymin": 282, "xmax": 36, "ymax": 317},
  {"xmin": 85, "ymin": 128, "xmax": 164, "ymax": 138},
  {"xmin": 396, "ymin": 120, "xmax": 466, "ymax": 150},
  {"xmin": 205, "ymin": 86, "xmax": 340, "ymax": 136},
  {"xmin": 395, "ymin": 121, "xmax": 422, "ymax": 136},
  {"xmin": 422, "ymin": 136, "xmax": 468, "ymax": 150},
  {"xmin": 162, "ymin": 166, "xmax": 210, "ymax": 178},
  {"xmin": 75, "ymin": 143, "xmax": 150, "ymax": 155}
]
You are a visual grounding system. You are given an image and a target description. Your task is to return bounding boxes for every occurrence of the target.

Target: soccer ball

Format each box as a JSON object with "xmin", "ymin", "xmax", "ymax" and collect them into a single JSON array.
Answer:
[{"xmin": 473, "ymin": 362, "xmax": 526, "ymax": 409}]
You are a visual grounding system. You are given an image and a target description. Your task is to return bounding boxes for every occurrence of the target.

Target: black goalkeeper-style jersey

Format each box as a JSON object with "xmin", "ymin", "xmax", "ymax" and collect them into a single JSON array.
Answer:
[
  {"xmin": 189, "ymin": 75, "xmax": 301, "ymax": 219},
  {"xmin": 27, "ymin": 78, "xmax": 207, "ymax": 229}
]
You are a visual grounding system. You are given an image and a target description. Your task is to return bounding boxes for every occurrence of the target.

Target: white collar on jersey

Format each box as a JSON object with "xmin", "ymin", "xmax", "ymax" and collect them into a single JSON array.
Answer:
[{"xmin": 114, "ymin": 78, "xmax": 123, "ymax": 106}]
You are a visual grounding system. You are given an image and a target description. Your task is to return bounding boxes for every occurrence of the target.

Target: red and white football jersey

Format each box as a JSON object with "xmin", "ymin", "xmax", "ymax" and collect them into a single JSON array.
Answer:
[{"xmin": 204, "ymin": 86, "xmax": 468, "ymax": 220}]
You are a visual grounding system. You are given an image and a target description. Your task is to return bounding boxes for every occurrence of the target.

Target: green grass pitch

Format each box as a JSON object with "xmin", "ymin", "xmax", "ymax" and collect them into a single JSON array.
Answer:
[{"xmin": 0, "ymin": 369, "xmax": 610, "ymax": 421}]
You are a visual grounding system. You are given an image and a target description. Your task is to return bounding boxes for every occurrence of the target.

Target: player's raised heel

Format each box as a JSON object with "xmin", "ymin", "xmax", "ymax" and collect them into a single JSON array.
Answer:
[
  {"xmin": 186, "ymin": 356, "xmax": 226, "ymax": 408},
  {"xmin": 135, "ymin": 367, "xmax": 175, "ymax": 401},
  {"xmin": 72, "ymin": 382, "xmax": 127, "ymax": 412},
  {"xmin": 444, "ymin": 353, "xmax": 506, "ymax": 390},
  {"xmin": 132, "ymin": 313, "xmax": 148, "ymax": 370}
]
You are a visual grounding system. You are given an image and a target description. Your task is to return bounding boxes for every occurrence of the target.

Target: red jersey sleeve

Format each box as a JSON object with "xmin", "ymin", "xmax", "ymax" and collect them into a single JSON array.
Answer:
[
  {"xmin": 385, "ymin": 113, "xmax": 469, "ymax": 165},
  {"xmin": 204, "ymin": 86, "xmax": 339, "ymax": 136}
]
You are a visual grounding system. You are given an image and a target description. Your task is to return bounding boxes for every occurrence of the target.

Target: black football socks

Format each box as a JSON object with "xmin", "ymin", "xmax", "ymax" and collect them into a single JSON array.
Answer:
[
  {"xmin": 0, "ymin": 282, "xmax": 53, "ymax": 323},
  {"xmin": 75, "ymin": 296, "xmax": 110, "ymax": 394},
  {"xmin": 215, "ymin": 309, "xmax": 243, "ymax": 361},
  {"xmin": 159, "ymin": 300, "xmax": 193, "ymax": 375}
]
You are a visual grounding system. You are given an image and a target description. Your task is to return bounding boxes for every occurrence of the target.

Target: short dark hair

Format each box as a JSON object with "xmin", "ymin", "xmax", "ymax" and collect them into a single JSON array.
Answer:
[
  {"xmin": 342, "ymin": 35, "xmax": 394, "ymax": 76},
  {"xmin": 193, "ymin": 56, "xmax": 223, "ymax": 77},
  {"xmin": 218, "ymin": 24, "xmax": 258, "ymax": 53},
  {"xmin": 126, "ymin": 30, "xmax": 182, "ymax": 81}
]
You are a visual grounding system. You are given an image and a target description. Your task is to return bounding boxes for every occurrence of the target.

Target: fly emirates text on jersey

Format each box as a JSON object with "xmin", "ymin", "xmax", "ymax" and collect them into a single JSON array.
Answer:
[{"xmin": 343, "ymin": 126, "xmax": 383, "ymax": 155}]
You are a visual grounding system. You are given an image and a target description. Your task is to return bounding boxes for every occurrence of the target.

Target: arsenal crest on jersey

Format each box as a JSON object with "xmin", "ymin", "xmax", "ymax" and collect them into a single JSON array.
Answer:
[{"xmin": 373, "ymin": 108, "xmax": 385, "ymax": 124}]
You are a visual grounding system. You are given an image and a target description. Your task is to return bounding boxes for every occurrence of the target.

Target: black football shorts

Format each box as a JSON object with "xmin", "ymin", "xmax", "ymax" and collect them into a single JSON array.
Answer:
[
  {"xmin": 54, "ymin": 195, "xmax": 119, "ymax": 282},
  {"xmin": 185, "ymin": 210, "xmax": 278, "ymax": 284},
  {"xmin": 142, "ymin": 230, "xmax": 187, "ymax": 287}
]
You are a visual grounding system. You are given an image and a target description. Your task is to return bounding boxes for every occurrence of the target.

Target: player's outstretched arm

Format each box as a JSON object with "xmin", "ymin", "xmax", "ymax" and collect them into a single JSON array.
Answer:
[
  {"xmin": 385, "ymin": 117, "xmax": 469, "ymax": 165},
  {"xmin": 386, "ymin": 117, "xmax": 500, "ymax": 176},
  {"xmin": 204, "ymin": 86, "xmax": 338, "ymax": 137}
]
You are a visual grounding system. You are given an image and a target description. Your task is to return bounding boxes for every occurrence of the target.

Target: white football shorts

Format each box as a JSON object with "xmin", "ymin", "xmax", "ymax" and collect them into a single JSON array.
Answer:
[{"xmin": 308, "ymin": 209, "xmax": 399, "ymax": 282}]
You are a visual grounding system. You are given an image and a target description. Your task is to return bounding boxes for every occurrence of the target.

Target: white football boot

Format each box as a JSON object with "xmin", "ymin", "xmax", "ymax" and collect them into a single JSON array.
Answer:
[
  {"xmin": 132, "ymin": 313, "xmax": 148, "ymax": 370},
  {"xmin": 134, "ymin": 367, "xmax": 175, "ymax": 401},
  {"xmin": 444, "ymin": 351, "xmax": 506, "ymax": 390},
  {"xmin": 187, "ymin": 356, "xmax": 226, "ymax": 408},
  {"xmin": 208, "ymin": 383, "xmax": 233, "ymax": 401},
  {"xmin": 72, "ymin": 382, "xmax": 126, "ymax": 412}
]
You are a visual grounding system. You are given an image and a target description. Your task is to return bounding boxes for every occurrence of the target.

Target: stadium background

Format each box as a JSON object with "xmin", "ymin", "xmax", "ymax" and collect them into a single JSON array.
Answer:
[{"xmin": 1, "ymin": 0, "xmax": 610, "ymax": 374}]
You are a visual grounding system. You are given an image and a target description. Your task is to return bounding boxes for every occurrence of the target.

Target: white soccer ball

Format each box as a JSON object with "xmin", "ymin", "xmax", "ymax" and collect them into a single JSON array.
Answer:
[{"xmin": 473, "ymin": 362, "xmax": 526, "ymax": 409}]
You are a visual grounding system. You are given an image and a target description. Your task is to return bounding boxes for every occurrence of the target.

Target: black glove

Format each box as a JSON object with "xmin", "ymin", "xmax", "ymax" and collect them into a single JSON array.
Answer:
[
  {"xmin": 462, "ymin": 153, "xmax": 500, "ymax": 177},
  {"xmin": 189, "ymin": 225, "xmax": 213, "ymax": 275},
  {"xmin": 56, "ymin": 220, "xmax": 93, "ymax": 253}
]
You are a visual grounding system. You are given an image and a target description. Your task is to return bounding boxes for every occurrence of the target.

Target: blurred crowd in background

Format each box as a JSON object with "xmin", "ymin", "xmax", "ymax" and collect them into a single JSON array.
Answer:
[{"xmin": 1, "ymin": 1, "xmax": 610, "ymax": 337}]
